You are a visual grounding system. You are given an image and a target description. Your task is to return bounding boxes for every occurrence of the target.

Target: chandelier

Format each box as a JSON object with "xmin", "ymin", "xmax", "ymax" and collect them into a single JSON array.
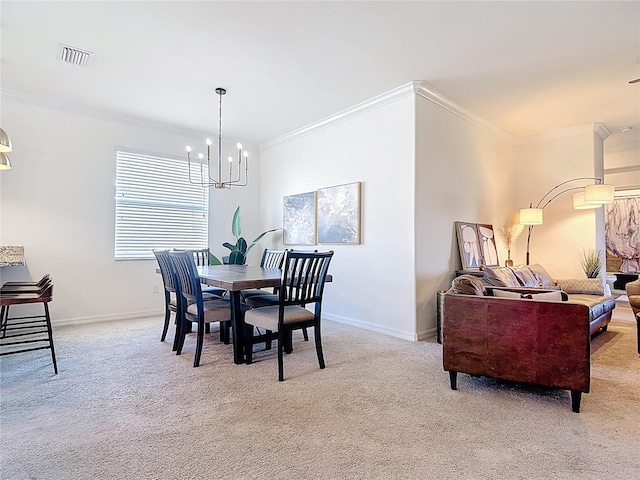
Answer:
[{"xmin": 186, "ymin": 87, "xmax": 248, "ymax": 189}]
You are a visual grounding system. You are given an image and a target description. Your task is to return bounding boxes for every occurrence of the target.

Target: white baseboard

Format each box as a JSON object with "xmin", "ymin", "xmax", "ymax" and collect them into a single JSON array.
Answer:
[
  {"xmin": 323, "ymin": 312, "xmax": 419, "ymax": 342},
  {"xmin": 52, "ymin": 310, "xmax": 162, "ymax": 327}
]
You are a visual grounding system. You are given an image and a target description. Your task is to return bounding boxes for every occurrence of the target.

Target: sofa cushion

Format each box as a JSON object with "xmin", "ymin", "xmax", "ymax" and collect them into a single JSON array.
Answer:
[
  {"xmin": 509, "ymin": 265, "xmax": 539, "ymax": 287},
  {"xmin": 451, "ymin": 275, "xmax": 486, "ymax": 296},
  {"xmin": 492, "ymin": 289, "xmax": 564, "ymax": 302},
  {"xmin": 556, "ymin": 278, "xmax": 604, "ymax": 295},
  {"xmin": 567, "ymin": 294, "xmax": 615, "ymax": 321},
  {"xmin": 483, "ymin": 267, "xmax": 520, "ymax": 287},
  {"xmin": 527, "ymin": 264, "xmax": 555, "ymax": 287}
]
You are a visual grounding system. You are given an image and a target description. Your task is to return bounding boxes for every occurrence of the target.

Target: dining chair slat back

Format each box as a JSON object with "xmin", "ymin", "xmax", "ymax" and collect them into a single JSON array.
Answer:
[
  {"xmin": 169, "ymin": 250, "xmax": 231, "ymax": 367},
  {"xmin": 244, "ymin": 250, "xmax": 334, "ymax": 381},
  {"xmin": 153, "ymin": 249, "xmax": 182, "ymax": 349}
]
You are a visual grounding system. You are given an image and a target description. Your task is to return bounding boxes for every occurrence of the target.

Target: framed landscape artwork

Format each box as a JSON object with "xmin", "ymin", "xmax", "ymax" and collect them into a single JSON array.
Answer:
[
  {"xmin": 283, "ymin": 191, "xmax": 317, "ymax": 245},
  {"xmin": 317, "ymin": 182, "xmax": 361, "ymax": 244}
]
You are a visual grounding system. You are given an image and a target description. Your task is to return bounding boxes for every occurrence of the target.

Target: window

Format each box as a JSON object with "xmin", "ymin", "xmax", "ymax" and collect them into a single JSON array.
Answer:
[{"xmin": 115, "ymin": 150, "xmax": 208, "ymax": 260}]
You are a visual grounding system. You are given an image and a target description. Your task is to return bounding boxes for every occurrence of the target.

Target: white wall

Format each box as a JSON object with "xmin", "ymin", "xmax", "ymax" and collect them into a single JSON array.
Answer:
[
  {"xmin": 0, "ymin": 100, "xmax": 260, "ymax": 324},
  {"xmin": 604, "ymin": 144, "xmax": 640, "ymax": 191},
  {"xmin": 259, "ymin": 95, "xmax": 417, "ymax": 340},
  {"xmin": 513, "ymin": 127, "xmax": 605, "ymax": 278},
  {"xmin": 414, "ymin": 96, "xmax": 515, "ymax": 338}
]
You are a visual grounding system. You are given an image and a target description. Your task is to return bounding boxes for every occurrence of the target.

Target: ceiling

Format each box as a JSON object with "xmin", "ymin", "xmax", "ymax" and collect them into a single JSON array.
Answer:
[{"xmin": 1, "ymin": 1, "xmax": 639, "ymax": 150}]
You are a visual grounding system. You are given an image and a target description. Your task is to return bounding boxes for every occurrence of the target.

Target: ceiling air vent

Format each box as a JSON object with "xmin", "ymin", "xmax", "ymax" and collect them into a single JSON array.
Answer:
[{"xmin": 57, "ymin": 44, "xmax": 93, "ymax": 67}]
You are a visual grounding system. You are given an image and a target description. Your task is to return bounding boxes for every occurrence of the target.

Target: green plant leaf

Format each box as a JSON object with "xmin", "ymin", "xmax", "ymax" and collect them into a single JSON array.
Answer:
[
  {"xmin": 222, "ymin": 242, "xmax": 238, "ymax": 252},
  {"xmin": 231, "ymin": 206, "xmax": 242, "ymax": 238},
  {"xmin": 228, "ymin": 250, "xmax": 245, "ymax": 265},
  {"xmin": 208, "ymin": 253, "xmax": 222, "ymax": 265},
  {"xmin": 237, "ymin": 237, "xmax": 248, "ymax": 253},
  {"xmin": 246, "ymin": 228, "xmax": 281, "ymax": 254}
]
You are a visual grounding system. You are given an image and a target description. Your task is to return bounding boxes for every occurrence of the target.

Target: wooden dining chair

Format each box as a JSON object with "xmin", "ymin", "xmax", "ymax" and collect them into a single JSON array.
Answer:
[
  {"xmin": 240, "ymin": 249, "xmax": 287, "ymax": 300},
  {"xmin": 170, "ymin": 250, "xmax": 233, "ymax": 367},
  {"xmin": 2, "ymin": 274, "xmax": 50, "ymax": 289},
  {"xmin": 244, "ymin": 250, "xmax": 334, "ymax": 381},
  {"xmin": 153, "ymin": 249, "xmax": 184, "ymax": 350},
  {"xmin": 188, "ymin": 248, "xmax": 227, "ymax": 298},
  {"xmin": 0, "ymin": 279, "xmax": 57, "ymax": 374}
]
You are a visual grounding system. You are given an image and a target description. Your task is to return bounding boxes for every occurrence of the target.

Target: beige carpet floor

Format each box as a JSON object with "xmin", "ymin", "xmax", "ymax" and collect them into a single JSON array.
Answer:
[{"xmin": 1, "ymin": 305, "xmax": 638, "ymax": 479}]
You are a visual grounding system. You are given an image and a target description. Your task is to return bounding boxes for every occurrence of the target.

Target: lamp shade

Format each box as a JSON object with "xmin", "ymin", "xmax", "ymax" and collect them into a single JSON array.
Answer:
[
  {"xmin": 0, "ymin": 128, "xmax": 12, "ymax": 153},
  {"xmin": 573, "ymin": 192, "xmax": 600, "ymax": 210},
  {"xmin": 0, "ymin": 153, "xmax": 11, "ymax": 170},
  {"xmin": 584, "ymin": 184, "xmax": 614, "ymax": 204},
  {"xmin": 520, "ymin": 208, "xmax": 543, "ymax": 225}
]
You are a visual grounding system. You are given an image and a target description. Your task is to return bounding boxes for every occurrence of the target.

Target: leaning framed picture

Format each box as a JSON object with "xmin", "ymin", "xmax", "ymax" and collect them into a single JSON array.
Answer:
[
  {"xmin": 283, "ymin": 191, "xmax": 317, "ymax": 245},
  {"xmin": 455, "ymin": 221, "xmax": 483, "ymax": 270},
  {"xmin": 317, "ymin": 182, "xmax": 361, "ymax": 244},
  {"xmin": 476, "ymin": 223, "xmax": 499, "ymax": 267}
]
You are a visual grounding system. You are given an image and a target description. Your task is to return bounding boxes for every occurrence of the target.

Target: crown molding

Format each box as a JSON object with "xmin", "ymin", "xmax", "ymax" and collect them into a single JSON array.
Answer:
[
  {"xmin": 261, "ymin": 81, "xmax": 515, "ymax": 149},
  {"xmin": 259, "ymin": 82, "xmax": 418, "ymax": 149},
  {"xmin": 414, "ymin": 82, "xmax": 516, "ymax": 142},
  {"xmin": 605, "ymin": 141, "xmax": 640, "ymax": 153},
  {"xmin": 594, "ymin": 122, "xmax": 611, "ymax": 140},
  {"xmin": 0, "ymin": 88, "xmax": 205, "ymax": 138},
  {"xmin": 604, "ymin": 165, "xmax": 640, "ymax": 175}
]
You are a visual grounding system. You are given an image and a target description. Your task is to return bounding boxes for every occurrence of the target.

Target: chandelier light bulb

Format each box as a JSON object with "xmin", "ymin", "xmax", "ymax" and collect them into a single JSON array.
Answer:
[
  {"xmin": 243, "ymin": 151, "xmax": 249, "ymax": 158},
  {"xmin": 228, "ymin": 156, "xmax": 233, "ymax": 163},
  {"xmin": 236, "ymin": 143, "xmax": 242, "ymax": 150},
  {"xmin": 206, "ymin": 138, "xmax": 212, "ymax": 146},
  {"xmin": 186, "ymin": 146, "xmax": 191, "ymax": 153},
  {"xmin": 198, "ymin": 153, "xmax": 204, "ymax": 159}
]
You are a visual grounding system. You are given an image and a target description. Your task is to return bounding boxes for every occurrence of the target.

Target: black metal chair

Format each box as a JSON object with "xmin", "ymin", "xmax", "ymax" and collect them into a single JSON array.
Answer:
[
  {"xmin": 170, "ymin": 250, "xmax": 232, "ymax": 367},
  {"xmin": 0, "ymin": 279, "xmax": 57, "ymax": 374},
  {"xmin": 244, "ymin": 251, "xmax": 334, "ymax": 381}
]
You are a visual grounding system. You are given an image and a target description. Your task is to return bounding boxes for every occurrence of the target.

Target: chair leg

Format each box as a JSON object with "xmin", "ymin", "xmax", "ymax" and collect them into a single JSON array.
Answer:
[
  {"xmin": 43, "ymin": 302, "xmax": 58, "ymax": 375},
  {"xmin": 193, "ymin": 319, "xmax": 205, "ymax": 367},
  {"xmin": 205, "ymin": 323, "xmax": 211, "ymax": 334},
  {"xmin": 176, "ymin": 318, "xmax": 189, "ymax": 355},
  {"xmin": 314, "ymin": 323, "xmax": 325, "ymax": 369},
  {"xmin": 1, "ymin": 305, "xmax": 9, "ymax": 338},
  {"xmin": 302, "ymin": 327, "xmax": 309, "ymax": 341},
  {"xmin": 285, "ymin": 330, "xmax": 293, "ymax": 354},
  {"xmin": 278, "ymin": 330, "xmax": 285, "ymax": 381},
  {"xmin": 245, "ymin": 323, "xmax": 254, "ymax": 364},
  {"xmin": 222, "ymin": 321, "xmax": 230, "ymax": 345},
  {"xmin": 265, "ymin": 329, "xmax": 273, "ymax": 350},
  {"xmin": 161, "ymin": 307, "xmax": 171, "ymax": 342}
]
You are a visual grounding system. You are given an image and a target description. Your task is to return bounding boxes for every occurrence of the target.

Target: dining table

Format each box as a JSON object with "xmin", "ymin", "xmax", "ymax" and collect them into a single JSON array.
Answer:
[{"xmin": 196, "ymin": 264, "xmax": 282, "ymax": 364}]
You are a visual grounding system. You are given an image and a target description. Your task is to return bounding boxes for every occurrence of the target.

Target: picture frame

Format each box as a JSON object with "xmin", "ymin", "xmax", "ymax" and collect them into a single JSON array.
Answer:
[
  {"xmin": 476, "ymin": 223, "xmax": 499, "ymax": 267},
  {"xmin": 283, "ymin": 191, "xmax": 317, "ymax": 245},
  {"xmin": 317, "ymin": 182, "xmax": 361, "ymax": 244},
  {"xmin": 455, "ymin": 221, "xmax": 482, "ymax": 270}
]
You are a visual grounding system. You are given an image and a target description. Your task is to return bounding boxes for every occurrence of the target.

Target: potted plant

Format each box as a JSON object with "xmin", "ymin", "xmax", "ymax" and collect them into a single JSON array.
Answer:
[
  {"xmin": 579, "ymin": 248, "xmax": 602, "ymax": 278},
  {"xmin": 211, "ymin": 206, "xmax": 280, "ymax": 265},
  {"xmin": 498, "ymin": 213, "xmax": 524, "ymax": 266}
]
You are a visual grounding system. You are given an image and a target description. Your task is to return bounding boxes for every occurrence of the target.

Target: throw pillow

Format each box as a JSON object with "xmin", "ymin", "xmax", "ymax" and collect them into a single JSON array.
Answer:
[
  {"xmin": 451, "ymin": 275, "xmax": 486, "ymax": 296},
  {"xmin": 528, "ymin": 290, "xmax": 564, "ymax": 301},
  {"xmin": 509, "ymin": 265, "xmax": 540, "ymax": 287},
  {"xmin": 527, "ymin": 264, "xmax": 555, "ymax": 288},
  {"xmin": 492, "ymin": 289, "xmax": 522, "ymax": 298},
  {"xmin": 483, "ymin": 267, "xmax": 521, "ymax": 288},
  {"xmin": 555, "ymin": 278, "xmax": 604, "ymax": 295}
]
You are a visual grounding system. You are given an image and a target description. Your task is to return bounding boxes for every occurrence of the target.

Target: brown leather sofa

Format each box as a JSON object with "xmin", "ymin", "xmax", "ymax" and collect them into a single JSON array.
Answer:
[
  {"xmin": 626, "ymin": 278, "xmax": 640, "ymax": 316},
  {"xmin": 442, "ymin": 266, "xmax": 616, "ymax": 413}
]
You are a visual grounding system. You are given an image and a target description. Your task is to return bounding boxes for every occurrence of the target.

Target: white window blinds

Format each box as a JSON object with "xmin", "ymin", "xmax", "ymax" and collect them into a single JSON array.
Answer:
[{"xmin": 115, "ymin": 150, "xmax": 209, "ymax": 260}]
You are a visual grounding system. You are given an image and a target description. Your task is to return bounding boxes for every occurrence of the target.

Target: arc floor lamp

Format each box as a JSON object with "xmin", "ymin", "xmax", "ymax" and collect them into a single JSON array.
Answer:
[{"xmin": 519, "ymin": 177, "xmax": 615, "ymax": 265}]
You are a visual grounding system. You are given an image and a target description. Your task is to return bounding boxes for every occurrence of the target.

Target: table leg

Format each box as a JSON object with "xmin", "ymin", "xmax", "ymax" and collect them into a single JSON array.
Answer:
[{"xmin": 230, "ymin": 290, "xmax": 245, "ymax": 364}]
